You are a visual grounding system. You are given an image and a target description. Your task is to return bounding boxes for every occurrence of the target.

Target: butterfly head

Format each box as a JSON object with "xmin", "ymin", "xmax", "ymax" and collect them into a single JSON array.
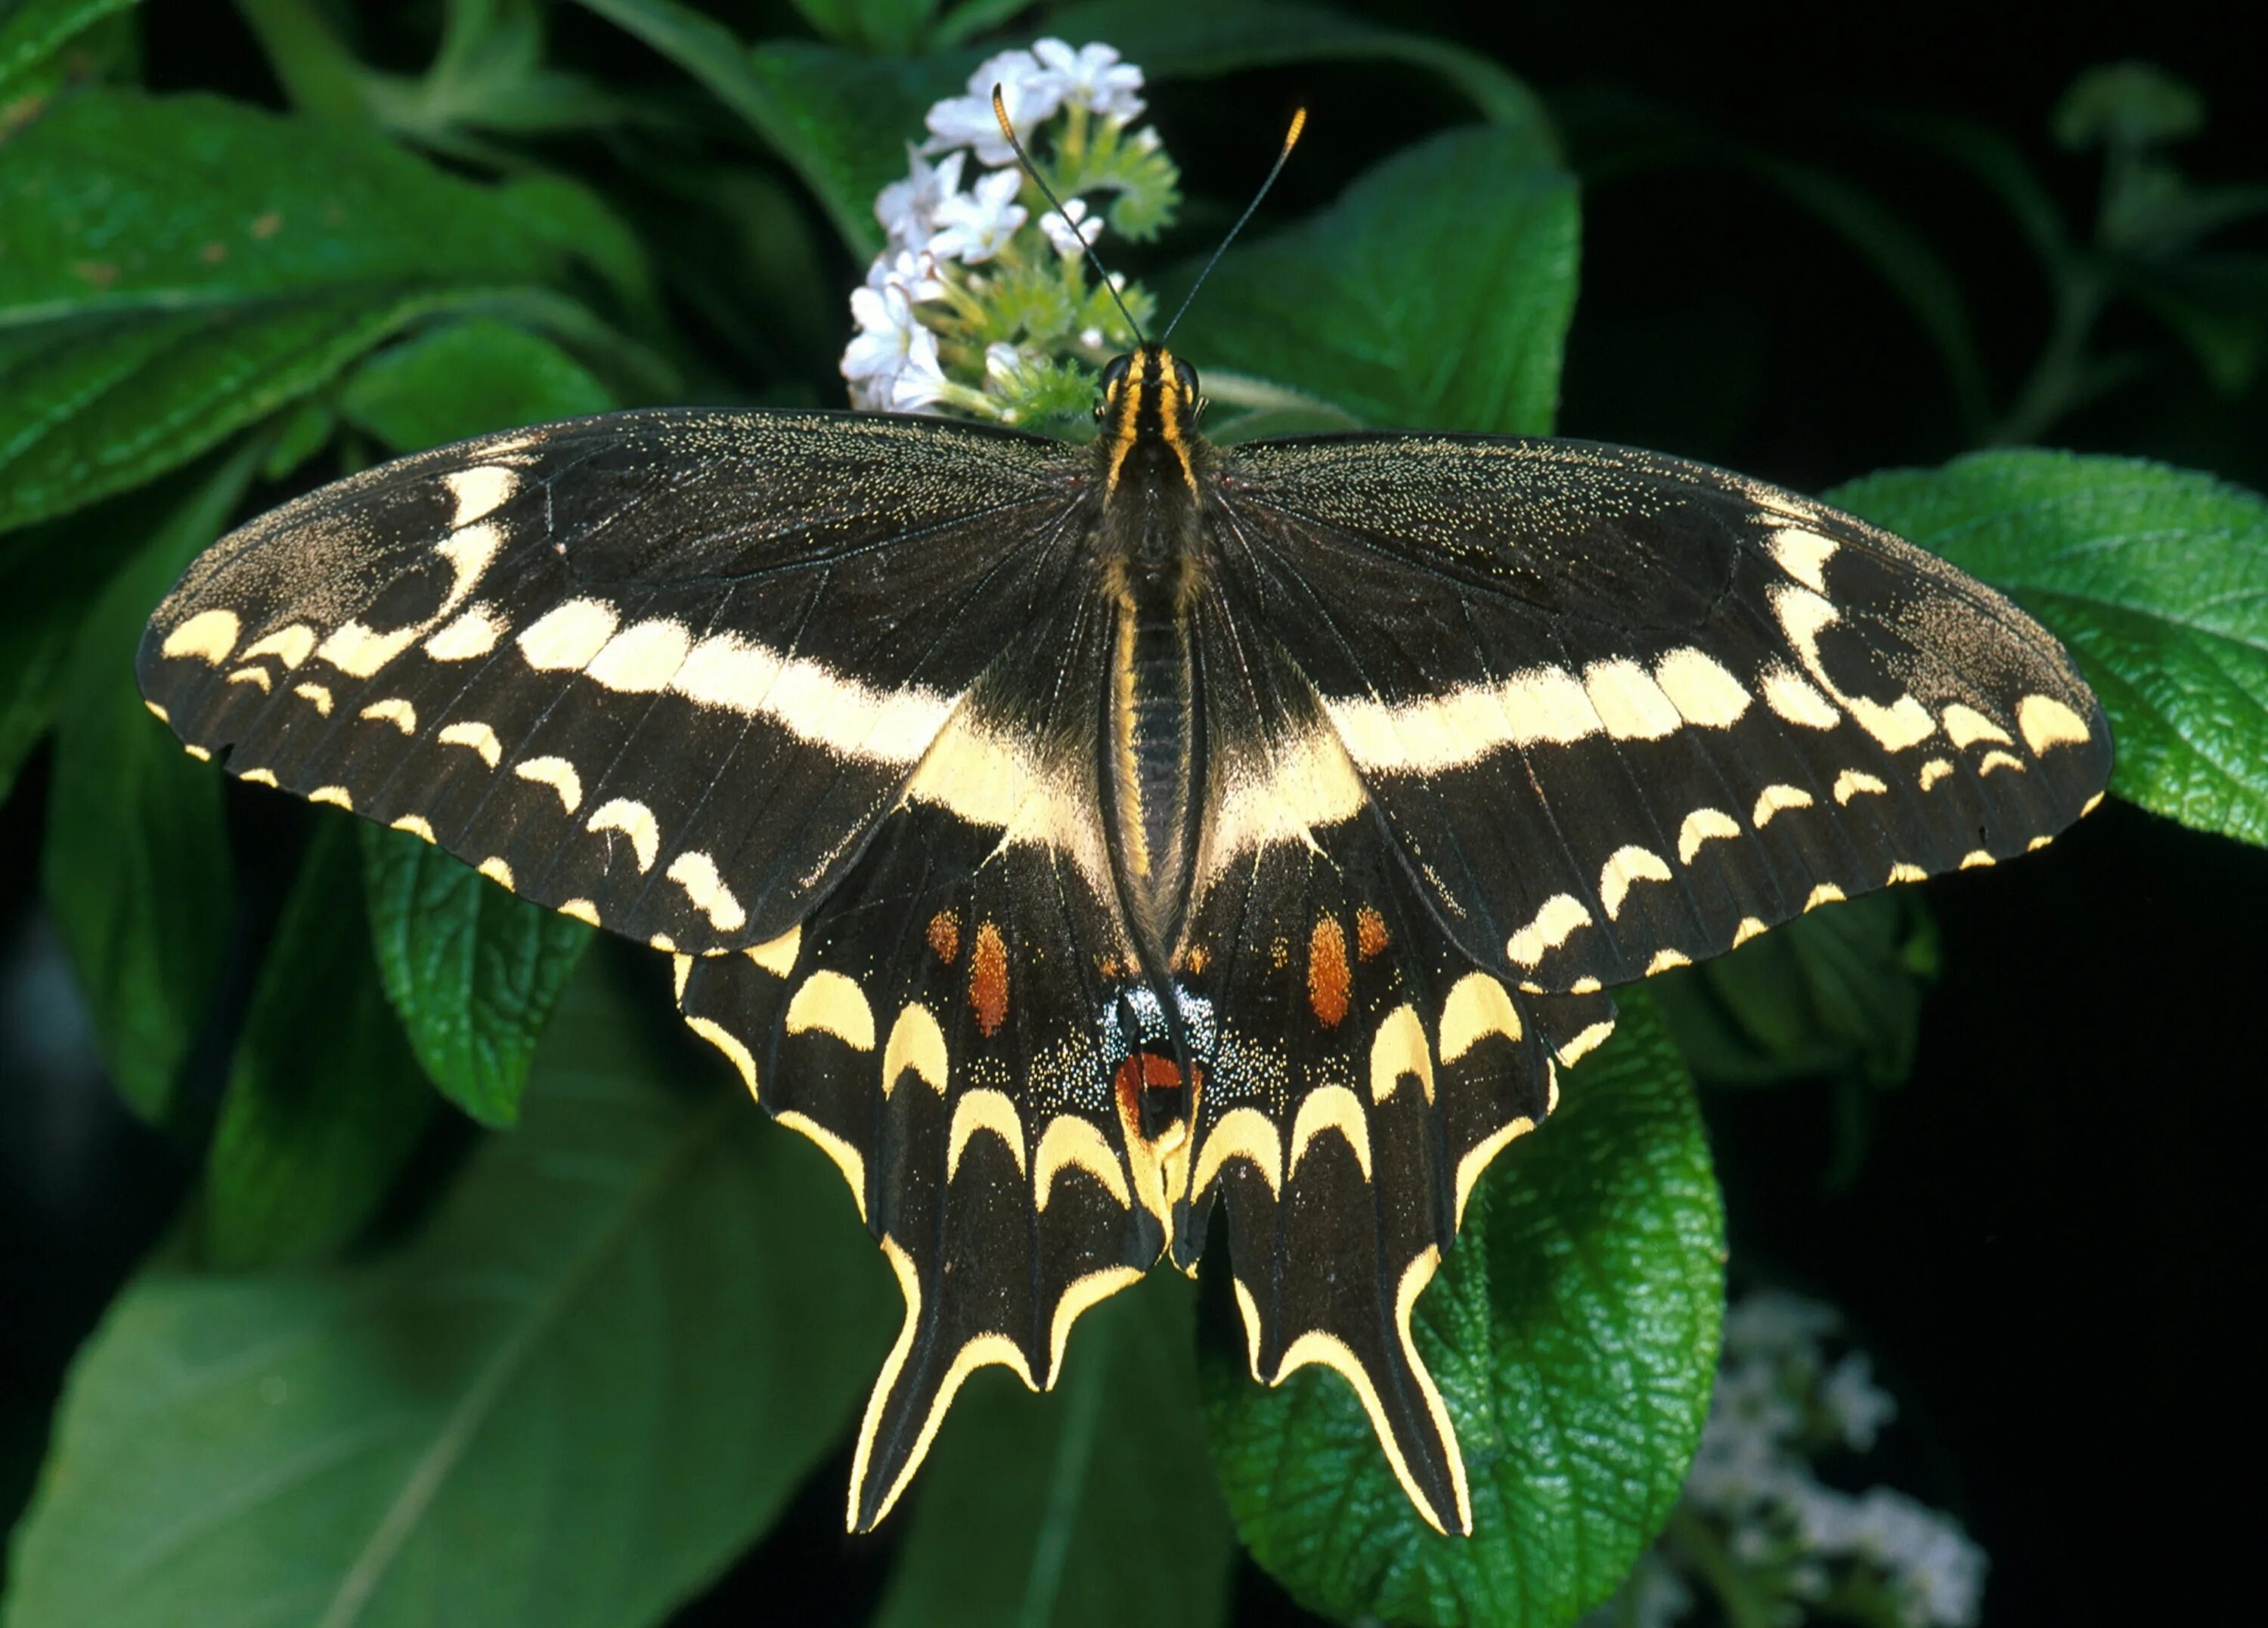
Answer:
[{"xmin": 1097, "ymin": 344, "xmax": 1206, "ymax": 495}]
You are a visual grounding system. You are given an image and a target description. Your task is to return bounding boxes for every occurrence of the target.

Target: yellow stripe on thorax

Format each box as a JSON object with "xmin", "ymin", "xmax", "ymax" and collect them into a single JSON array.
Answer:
[{"xmin": 1101, "ymin": 347, "xmax": 1200, "ymax": 498}]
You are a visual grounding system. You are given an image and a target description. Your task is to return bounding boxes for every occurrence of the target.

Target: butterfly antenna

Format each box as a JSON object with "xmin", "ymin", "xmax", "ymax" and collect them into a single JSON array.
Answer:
[
  {"xmin": 992, "ymin": 85, "xmax": 1145, "ymax": 346},
  {"xmin": 1160, "ymin": 107, "xmax": 1306, "ymax": 344}
]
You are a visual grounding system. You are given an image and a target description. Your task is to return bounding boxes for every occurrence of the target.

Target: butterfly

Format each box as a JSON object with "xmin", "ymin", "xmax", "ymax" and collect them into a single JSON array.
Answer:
[{"xmin": 137, "ymin": 339, "xmax": 2110, "ymax": 1536}]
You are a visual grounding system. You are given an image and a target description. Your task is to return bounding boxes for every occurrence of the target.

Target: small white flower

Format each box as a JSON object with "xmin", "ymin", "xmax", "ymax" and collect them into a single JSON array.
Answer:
[
  {"xmin": 1723, "ymin": 1291, "xmax": 1839, "ymax": 1360},
  {"xmin": 865, "ymin": 247, "xmax": 947, "ymax": 305},
  {"xmin": 928, "ymin": 167, "xmax": 1027, "ymax": 264},
  {"xmin": 841, "ymin": 281, "xmax": 938, "ymax": 406},
  {"xmin": 1079, "ymin": 325, "xmax": 1105, "ymax": 349},
  {"xmin": 875, "ymin": 147, "xmax": 965, "ymax": 251},
  {"xmin": 1039, "ymin": 196, "xmax": 1104, "ymax": 259},
  {"xmin": 886, "ymin": 339, "xmax": 948, "ymax": 412},
  {"xmin": 1820, "ymin": 1351, "xmax": 1897, "ymax": 1451},
  {"xmin": 925, "ymin": 48, "xmax": 1064, "ymax": 166},
  {"xmin": 1029, "ymin": 39, "xmax": 1145, "ymax": 123}
]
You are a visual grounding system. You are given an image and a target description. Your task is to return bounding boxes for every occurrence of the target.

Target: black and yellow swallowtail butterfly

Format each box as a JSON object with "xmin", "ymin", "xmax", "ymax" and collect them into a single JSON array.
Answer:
[{"xmin": 137, "ymin": 339, "xmax": 2108, "ymax": 1536}]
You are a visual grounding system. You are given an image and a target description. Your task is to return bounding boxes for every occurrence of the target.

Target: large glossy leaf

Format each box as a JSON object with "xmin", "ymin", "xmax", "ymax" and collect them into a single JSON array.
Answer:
[
  {"xmin": 1169, "ymin": 126, "xmax": 1579, "ymax": 438},
  {"xmin": 361, "ymin": 824, "xmax": 591, "ymax": 1129},
  {"xmin": 1204, "ymin": 990, "xmax": 1723, "ymax": 1627},
  {"xmin": 870, "ymin": 1273, "xmax": 1236, "ymax": 1628},
  {"xmin": 0, "ymin": 90, "xmax": 598, "ymax": 530},
  {"xmin": 39, "ymin": 442, "xmax": 262, "ymax": 1120},
  {"xmin": 200, "ymin": 817, "xmax": 434, "ymax": 1270},
  {"xmin": 2, "ymin": 953, "xmax": 900, "ymax": 1627},
  {"xmin": 1832, "ymin": 451, "xmax": 2268, "ymax": 850}
]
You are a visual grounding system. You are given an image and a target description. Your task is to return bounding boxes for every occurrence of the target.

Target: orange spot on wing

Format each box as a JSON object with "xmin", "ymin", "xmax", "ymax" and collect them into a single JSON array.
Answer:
[
  {"xmin": 1113, "ymin": 1051, "xmax": 1195, "ymax": 1148},
  {"xmin": 1308, "ymin": 916, "xmax": 1351, "ymax": 1028},
  {"xmin": 1183, "ymin": 945, "xmax": 1211, "ymax": 975},
  {"xmin": 927, "ymin": 909, "xmax": 959, "ymax": 964},
  {"xmin": 969, "ymin": 919, "xmax": 1009, "ymax": 1037},
  {"xmin": 1355, "ymin": 906, "xmax": 1389, "ymax": 960}
]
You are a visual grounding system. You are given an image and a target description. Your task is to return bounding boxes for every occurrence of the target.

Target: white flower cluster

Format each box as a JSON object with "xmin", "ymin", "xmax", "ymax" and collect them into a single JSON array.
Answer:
[
  {"xmin": 1588, "ymin": 1291, "xmax": 1987, "ymax": 1628},
  {"xmin": 841, "ymin": 40, "xmax": 1151, "ymax": 416}
]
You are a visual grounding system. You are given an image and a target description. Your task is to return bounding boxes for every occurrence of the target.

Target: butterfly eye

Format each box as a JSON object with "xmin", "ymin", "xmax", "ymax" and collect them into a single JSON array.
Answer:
[
  {"xmin": 1173, "ymin": 359, "xmax": 1200, "ymax": 398},
  {"xmin": 1100, "ymin": 355, "xmax": 1132, "ymax": 396}
]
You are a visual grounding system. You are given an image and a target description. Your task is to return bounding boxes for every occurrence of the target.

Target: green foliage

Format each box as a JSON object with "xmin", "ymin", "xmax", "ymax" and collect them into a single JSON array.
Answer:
[
  {"xmin": 0, "ymin": 89, "xmax": 631, "ymax": 530},
  {"xmin": 4, "ymin": 954, "xmax": 898, "ymax": 1626},
  {"xmin": 1174, "ymin": 127, "xmax": 1579, "ymax": 438},
  {"xmin": 361, "ymin": 823, "xmax": 593, "ymax": 1128},
  {"xmin": 871, "ymin": 1274, "xmax": 1237, "ymax": 1628},
  {"xmin": 1205, "ymin": 991, "xmax": 1724, "ymax": 1626},
  {"xmin": 39, "ymin": 445, "xmax": 259, "ymax": 1119},
  {"xmin": 342, "ymin": 319, "xmax": 616, "ymax": 457},
  {"xmin": 200, "ymin": 817, "xmax": 435, "ymax": 1268},
  {"xmin": 0, "ymin": 0, "xmax": 137, "ymax": 103},
  {"xmin": 1833, "ymin": 451, "xmax": 2268, "ymax": 848}
]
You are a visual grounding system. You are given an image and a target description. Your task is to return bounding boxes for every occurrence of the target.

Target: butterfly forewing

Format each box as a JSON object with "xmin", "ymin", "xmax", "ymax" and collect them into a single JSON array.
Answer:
[
  {"xmin": 1212, "ymin": 435, "xmax": 2110, "ymax": 994},
  {"xmin": 138, "ymin": 410, "xmax": 1089, "ymax": 952}
]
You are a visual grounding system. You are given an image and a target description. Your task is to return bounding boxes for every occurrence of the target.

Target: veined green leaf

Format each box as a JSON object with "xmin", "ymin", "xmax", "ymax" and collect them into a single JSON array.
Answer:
[
  {"xmin": 3, "ymin": 953, "xmax": 899, "ymax": 1626},
  {"xmin": 1205, "ymin": 990, "xmax": 1722, "ymax": 1627},
  {"xmin": 39, "ymin": 440, "xmax": 264, "ymax": 1120},
  {"xmin": 200, "ymin": 817, "xmax": 434, "ymax": 1270},
  {"xmin": 1833, "ymin": 451, "xmax": 2268, "ymax": 850},
  {"xmin": 871, "ymin": 1273, "xmax": 1235, "ymax": 1628},
  {"xmin": 1171, "ymin": 126, "xmax": 1579, "ymax": 438},
  {"xmin": 0, "ymin": 90, "xmax": 606, "ymax": 529},
  {"xmin": 341, "ymin": 318, "xmax": 616, "ymax": 454},
  {"xmin": 361, "ymin": 823, "xmax": 591, "ymax": 1129}
]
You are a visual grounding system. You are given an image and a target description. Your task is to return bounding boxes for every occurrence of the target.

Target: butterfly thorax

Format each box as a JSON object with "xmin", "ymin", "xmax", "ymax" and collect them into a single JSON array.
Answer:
[{"xmin": 1092, "ymin": 345, "xmax": 1213, "ymax": 965}]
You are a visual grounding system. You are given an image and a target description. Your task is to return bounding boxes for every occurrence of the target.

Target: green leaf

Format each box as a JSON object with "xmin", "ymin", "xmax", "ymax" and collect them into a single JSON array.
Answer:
[
  {"xmin": 0, "ymin": 0, "xmax": 136, "ymax": 102},
  {"xmin": 1205, "ymin": 989, "xmax": 1723, "ymax": 1627},
  {"xmin": 0, "ymin": 89, "xmax": 598, "ymax": 530},
  {"xmin": 568, "ymin": 0, "xmax": 956, "ymax": 259},
  {"xmin": 0, "ymin": 480, "xmax": 166, "ymax": 803},
  {"xmin": 1653, "ymin": 892, "xmax": 1940, "ymax": 1091},
  {"xmin": 1831, "ymin": 451, "xmax": 2268, "ymax": 850},
  {"xmin": 1046, "ymin": 0, "xmax": 1555, "ymax": 141},
  {"xmin": 1170, "ymin": 126, "xmax": 1579, "ymax": 437},
  {"xmin": 4, "ymin": 953, "xmax": 900, "ymax": 1626},
  {"xmin": 2052, "ymin": 61, "xmax": 2204, "ymax": 151},
  {"xmin": 200, "ymin": 817, "xmax": 435, "ymax": 1270},
  {"xmin": 872, "ymin": 1274, "xmax": 1236, "ymax": 1628},
  {"xmin": 361, "ymin": 824, "xmax": 592, "ymax": 1129},
  {"xmin": 39, "ymin": 441, "xmax": 264, "ymax": 1120},
  {"xmin": 341, "ymin": 318, "xmax": 617, "ymax": 454},
  {"xmin": 789, "ymin": 0, "xmax": 937, "ymax": 54}
]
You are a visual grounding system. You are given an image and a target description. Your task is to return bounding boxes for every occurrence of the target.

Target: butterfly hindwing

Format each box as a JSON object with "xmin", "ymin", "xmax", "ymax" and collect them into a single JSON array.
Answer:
[
  {"xmin": 678, "ymin": 590, "xmax": 1174, "ymax": 1531},
  {"xmin": 1213, "ymin": 435, "xmax": 2110, "ymax": 993},
  {"xmin": 138, "ymin": 410, "xmax": 1088, "ymax": 952}
]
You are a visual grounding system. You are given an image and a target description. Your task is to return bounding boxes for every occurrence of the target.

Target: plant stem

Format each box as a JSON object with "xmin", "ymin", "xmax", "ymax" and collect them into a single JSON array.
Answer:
[{"xmin": 1662, "ymin": 1506, "xmax": 1784, "ymax": 1628}]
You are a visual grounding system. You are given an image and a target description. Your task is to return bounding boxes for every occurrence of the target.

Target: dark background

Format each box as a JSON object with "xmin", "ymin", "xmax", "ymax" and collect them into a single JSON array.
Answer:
[{"xmin": 4, "ymin": 2, "xmax": 2260, "ymax": 1623}]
